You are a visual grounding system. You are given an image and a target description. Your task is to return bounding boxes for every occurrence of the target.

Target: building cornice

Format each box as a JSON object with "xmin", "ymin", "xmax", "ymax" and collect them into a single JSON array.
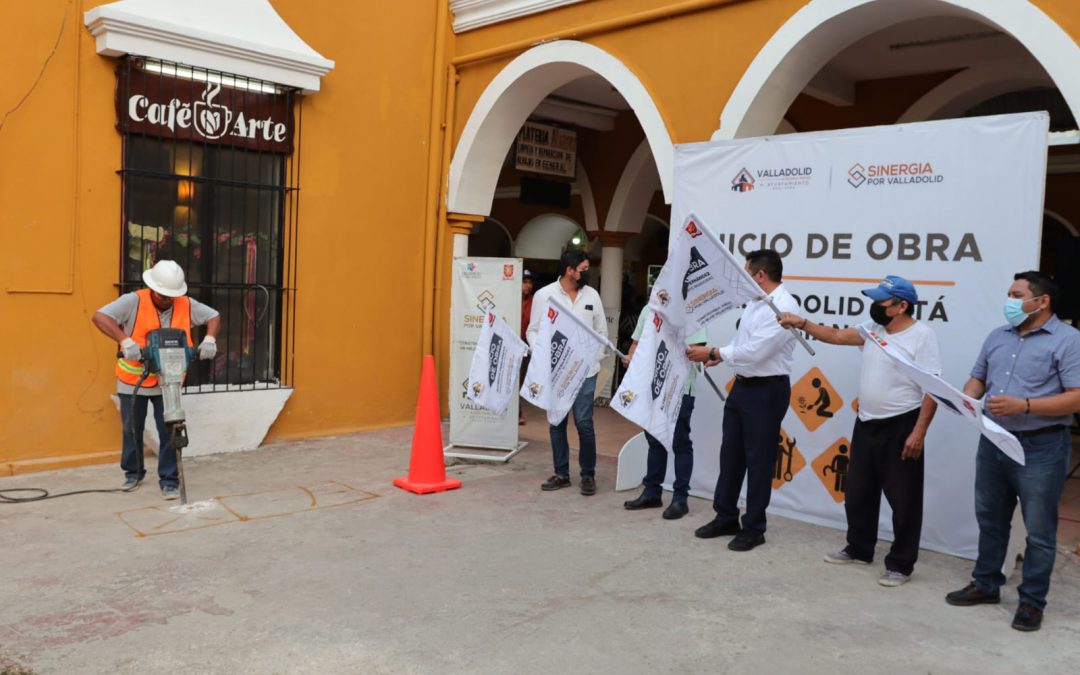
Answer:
[
  {"xmin": 84, "ymin": 0, "xmax": 334, "ymax": 93},
  {"xmin": 451, "ymin": 0, "xmax": 587, "ymax": 33}
]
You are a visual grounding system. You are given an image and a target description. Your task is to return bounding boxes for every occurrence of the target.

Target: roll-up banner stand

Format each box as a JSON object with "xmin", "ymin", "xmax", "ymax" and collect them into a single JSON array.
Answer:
[{"xmin": 446, "ymin": 257, "xmax": 527, "ymax": 462}]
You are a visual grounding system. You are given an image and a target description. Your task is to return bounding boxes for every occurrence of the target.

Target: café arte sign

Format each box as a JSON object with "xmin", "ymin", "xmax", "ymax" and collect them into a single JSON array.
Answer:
[{"xmin": 117, "ymin": 68, "xmax": 294, "ymax": 153}]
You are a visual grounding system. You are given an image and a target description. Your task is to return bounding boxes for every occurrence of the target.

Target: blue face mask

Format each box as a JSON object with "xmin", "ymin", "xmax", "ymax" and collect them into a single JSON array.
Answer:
[{"xmin": 1003, "ymin": 296, "xmax": 1044, "ymax": 327}]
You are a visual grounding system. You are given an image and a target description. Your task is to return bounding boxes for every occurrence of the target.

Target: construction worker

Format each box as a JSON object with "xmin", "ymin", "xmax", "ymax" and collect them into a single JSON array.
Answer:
[{"xmin": 91, "ymin": 260, "xmax": 220, "ymax": 499}]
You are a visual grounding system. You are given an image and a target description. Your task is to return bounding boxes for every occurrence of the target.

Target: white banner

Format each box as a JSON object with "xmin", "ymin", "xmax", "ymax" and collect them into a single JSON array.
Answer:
[
  {"xmin": 521, "ymin": 298, "xmax": 607, "ymax": 426},
  {"xmin": 675, "ymin": 113, "xmax": 1048, "ymax": 559},
  {"xmin": 856, "ymin": 325, "xmax": 1024, "ymax": 465},
  {"xmin": 450, "ymin": 258, "xmax": 523, "ymax": 450},
  {"xmin": 648, "ymin": 214, "xmax": 762, "ymax": 333},
  {"xmin": 466, "ymin": 312, "xmax": 529, "ymax": 417},
  {"xmin": 612, "ymin": 311, "xmax": 692, "ymax": 450}
]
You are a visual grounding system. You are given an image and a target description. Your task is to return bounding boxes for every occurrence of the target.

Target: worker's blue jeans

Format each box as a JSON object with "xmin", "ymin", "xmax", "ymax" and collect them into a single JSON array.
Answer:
[
  {"xmin": 970, "ymin": 429, "xmax": 1071, "ymax": 610},
  {"xmin": 550, "ymin": 375, "xmax": 597, "ymax": 479},
  {"xmin": 119, "ymin": 394, "xmax": 179, "ymax": 488}
]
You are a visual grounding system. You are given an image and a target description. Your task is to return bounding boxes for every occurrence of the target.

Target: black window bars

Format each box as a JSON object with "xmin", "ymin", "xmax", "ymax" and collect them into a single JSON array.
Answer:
[{"xmin": 116, "ymin": 57, "xmax": 300, "ymax": 392}]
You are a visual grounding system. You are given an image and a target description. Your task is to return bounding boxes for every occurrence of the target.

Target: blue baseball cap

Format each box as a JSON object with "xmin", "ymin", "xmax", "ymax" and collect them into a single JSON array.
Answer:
[{"xmin": 861, "ymin": 275, "xmax": 918, "ymax": 305}]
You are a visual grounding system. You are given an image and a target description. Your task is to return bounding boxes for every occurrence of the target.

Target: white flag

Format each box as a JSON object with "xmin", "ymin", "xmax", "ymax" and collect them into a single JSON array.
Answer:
[
  {"xmin": 648, "ymin": 213, "xmax": 762, "ymax": 333},
  {"xmin": 856, "ymin": 325, "xmax": 1024, "ymax": 465},
  {"xmin": 520, "ymin": 299, "xmax": 607, "ymax": 426},
  {"xmin": 612, "ymin": 311, "xmax": 692, "ymax": 450},
  {"xmin": 466, "ymin": 312, "xmax": 529, "ymax": 417}
]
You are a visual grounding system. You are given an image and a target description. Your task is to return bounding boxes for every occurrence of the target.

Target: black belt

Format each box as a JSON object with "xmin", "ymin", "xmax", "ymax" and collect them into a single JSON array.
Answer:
[
  {"xmin": 1010, "ymin": 424, "xmax": 1068, "ymax": 438},
  {"xmin": 734, "ymin": 374, "xmax": 789, "ymax": 385}
]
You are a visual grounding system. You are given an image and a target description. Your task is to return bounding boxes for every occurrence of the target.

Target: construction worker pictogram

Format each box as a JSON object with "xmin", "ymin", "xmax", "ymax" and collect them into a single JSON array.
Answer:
[
  {"xmin": 790, "ymin": 367, "xmax": 844, "ymax": 432},
  {"xmin": 812, "ymin": 437, "xmax": 852, "ymax": 503},
  {"xmin": 772, "ymin": 427, "xmax": 806, "ymax": 490}
]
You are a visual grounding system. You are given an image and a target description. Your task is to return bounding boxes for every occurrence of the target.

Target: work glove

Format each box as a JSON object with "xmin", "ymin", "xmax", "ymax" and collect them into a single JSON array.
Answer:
[
  {"xmin": 198, "ymin": 336, "xmax": 217, "ymax": 361},
  {"xmin": 121, "ymin": 337, "xmax": 141, "ymax": 361}
]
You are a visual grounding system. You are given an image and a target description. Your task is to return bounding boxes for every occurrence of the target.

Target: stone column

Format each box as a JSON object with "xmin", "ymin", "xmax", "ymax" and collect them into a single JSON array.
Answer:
[{"xmin": 592, "ymin": 231, "xmax": 634, "ymax": 402}]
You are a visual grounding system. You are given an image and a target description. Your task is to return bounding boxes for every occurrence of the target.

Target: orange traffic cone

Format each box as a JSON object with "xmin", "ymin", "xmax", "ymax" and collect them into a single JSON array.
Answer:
[{"xmin": 392, "ymin": 355, "xmax": 462, "ymax": 494}]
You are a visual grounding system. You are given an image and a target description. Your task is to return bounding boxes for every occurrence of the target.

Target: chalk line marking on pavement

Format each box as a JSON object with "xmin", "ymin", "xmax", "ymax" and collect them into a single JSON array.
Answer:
[{"xmin": 115, "ymin": 480, "xmax": 381, "ymax": 537}]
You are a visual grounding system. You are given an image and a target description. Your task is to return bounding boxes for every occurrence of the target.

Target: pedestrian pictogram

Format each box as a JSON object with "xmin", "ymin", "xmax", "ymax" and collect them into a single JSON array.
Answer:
[
  {"xmin": 791, "ymin": 367, "xmax": 843, "ymax": 432},
  {"xmin": 812, "ymin": 437, "xmax": 852, "ymax": 503},
  {"xmin": 772, "ymin": 427, "xmax": 806, "ymax": 490}
]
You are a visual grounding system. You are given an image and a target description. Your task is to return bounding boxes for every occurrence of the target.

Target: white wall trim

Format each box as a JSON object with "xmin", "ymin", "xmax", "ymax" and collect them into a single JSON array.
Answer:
[
  {"xmin": 713, "ymin": 0, "xmax": 1080, "ymax": 140},
  {"xmin": 897, "ymin": 60, "xmax": 1053, "ymax": 123},
  {"xmin": 605, "ymin": 139, "xmax": 660, "ymax": 233},
  {"xmin": 451, "ymin": 0, "xmax": 587, "ymax": 33},
  {"xmin": 448, "ymin": 40, "xmax": 673, "ymax": 217},
  {"xmin": 84, "ymin": 0, "xmax": 334, "ymax": 93}
]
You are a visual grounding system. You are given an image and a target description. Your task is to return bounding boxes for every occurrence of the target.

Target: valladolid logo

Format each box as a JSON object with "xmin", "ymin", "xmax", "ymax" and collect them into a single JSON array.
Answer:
[
  {"xmin": 731, "ymin": 168, "xmax": 755, "ymax": 193},
  {"xmin": 733, "ymin": 166, "xmax": 813, "ymax": 192}
]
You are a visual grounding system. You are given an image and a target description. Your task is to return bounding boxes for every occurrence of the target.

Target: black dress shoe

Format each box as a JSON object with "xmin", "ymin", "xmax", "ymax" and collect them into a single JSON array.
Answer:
[
  {"xmin": 945, "ymin": 582, "xmax": 1000, "ymax": 606},
  {"xmin": 580, "ymin": 476, "xmax": 597, "ymax": 496},
  {"xmin": 694, "ymin": 518, "xmax": 741, "ymax": 539},
  {"xmin": 1012, "ymin": 603, "xmax": 1043, "ymax": 632},
  {"xmin": 728, "ymin": 530, "xmax": 765, "ymax": 551},
  {"xmin": 662, "ymin": 501, "xmax": 689, "ymax": 520},
  {"xmin": 541, "ymin": 475, "xmax": 571, "ymax": 491},
  {"xmin": 624, "ymin": 493, "xmax": 663, "ymax": 510}
]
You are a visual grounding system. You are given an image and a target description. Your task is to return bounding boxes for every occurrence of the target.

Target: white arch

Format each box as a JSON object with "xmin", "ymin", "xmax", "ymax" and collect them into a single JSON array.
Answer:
[
  {"xmin": 897, "ymin": 60, "xmax": 1053, "ymax": 123},
  {"xmin": 604, "ymin": 139, "xmax": 660, "ymax": 233},
  {"xmin": 471, "ymin": 217, "xmax": 514, "ymax": 253},
  {"xmin": 575, "ymin": 158, "xmax": 599, "ymax": 234},
  {"xmin": 1044, "ymin": 209, "xmax": 1079, "ymax": 236},
  {"xmin": 448, "ymin": 40, "xmax": 674, "ymax": 216},
  {"xmin": 713, "ymin": 0, "xmax": 1080, "ymax": 140},
  {"xmin": 514, "ymin": 214, "xmax": 585, "ymax": 260}
]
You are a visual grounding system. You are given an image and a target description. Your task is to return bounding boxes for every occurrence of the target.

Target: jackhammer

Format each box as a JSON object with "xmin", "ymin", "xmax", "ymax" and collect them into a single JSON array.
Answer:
[{"xmin": 129, "ymin": 328, "xmax": 198, "ymax": 505}]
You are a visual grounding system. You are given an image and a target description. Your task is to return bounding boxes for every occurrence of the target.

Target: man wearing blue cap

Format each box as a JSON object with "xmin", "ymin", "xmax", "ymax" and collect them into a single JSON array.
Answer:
[{"xmin": 779, "ymin": 275, "xmax": 940, "ymax": 587}]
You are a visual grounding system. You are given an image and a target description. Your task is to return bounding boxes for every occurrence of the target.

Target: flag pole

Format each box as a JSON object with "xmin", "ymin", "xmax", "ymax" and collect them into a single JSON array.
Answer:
[
  {"xmin": 762, "ymin": 297, "xmax": 816, "ymax": 356},
  {"xmin": 548, "ymin": 297, "xmax": 627, "ymax": 360},
  {"xmin": 699, "ymin": 365, "xmax": 726, "ymax": 402}
]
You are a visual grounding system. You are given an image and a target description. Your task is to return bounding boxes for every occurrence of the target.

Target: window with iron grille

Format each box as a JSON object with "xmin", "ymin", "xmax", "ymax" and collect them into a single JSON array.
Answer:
[{"xmin": 116, "ymin": 58, "xmax": 300, "ymax": 391}]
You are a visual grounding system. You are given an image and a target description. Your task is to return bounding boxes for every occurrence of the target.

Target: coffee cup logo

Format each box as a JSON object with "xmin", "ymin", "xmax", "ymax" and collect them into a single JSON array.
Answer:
[{"xmin": 193, "ymin": 83, "xmax": 233, "ymax": 140}]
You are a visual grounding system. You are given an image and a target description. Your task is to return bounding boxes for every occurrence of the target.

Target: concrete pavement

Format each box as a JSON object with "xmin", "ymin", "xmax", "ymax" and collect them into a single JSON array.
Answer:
[{"xmin": 1, "ymin": 420, "xmax": 1078, "ymax": 674}]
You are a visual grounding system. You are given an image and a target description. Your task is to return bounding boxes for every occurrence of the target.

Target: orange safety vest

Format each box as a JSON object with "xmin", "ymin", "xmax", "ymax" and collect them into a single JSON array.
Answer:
[{"xmin": 115, "ymin": 289, "xmax": 192, "ymax": 388}]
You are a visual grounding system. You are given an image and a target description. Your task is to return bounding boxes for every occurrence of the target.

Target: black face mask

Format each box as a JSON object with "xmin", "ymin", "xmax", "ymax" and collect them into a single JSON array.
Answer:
[
  {"xmin": 869, "ymin": 303, "xmax": 894, "ymax": 326},
  {"xmin": 576, "ymin": 270, "xmax": 590, "ymax": 288}
]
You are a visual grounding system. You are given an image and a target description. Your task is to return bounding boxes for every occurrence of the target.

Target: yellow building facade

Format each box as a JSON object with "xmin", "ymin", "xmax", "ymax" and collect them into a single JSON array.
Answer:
[{"xmin": 2, "ymin": 0, "xmax": 1078, "ymax": 474}]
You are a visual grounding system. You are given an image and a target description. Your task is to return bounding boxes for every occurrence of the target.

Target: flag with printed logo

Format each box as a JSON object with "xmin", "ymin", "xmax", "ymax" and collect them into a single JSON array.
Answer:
[
  {"xmin": 647, "ymin": 213, "xmax": 762, "ymax": 333},
  {"xmin": 856, "ymin": 325, "xmax": 1024, "ymax": 465},
  {"xmin": 520, "ymin": 299, "xmax": 608, "ymax": 426},
  {"xmin": 466, "ymin": 312, "xmax": 529, "ymax": 417},
  {"xmin": 612, "ymin": 312, "xmax": 693, "ymax": 451}
]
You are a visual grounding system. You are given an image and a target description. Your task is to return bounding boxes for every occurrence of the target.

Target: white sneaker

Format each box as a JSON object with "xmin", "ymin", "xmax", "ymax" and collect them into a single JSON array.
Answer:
[
  {"xmin": 824, "ymin": 548, "xmax": 871, "ymax": 565},
  {"xmin": 161, "ymin": 486, "xmax": 180, "ymax": 501},
  {"xmin": 878, "ymin": 570, "xmax": 910, "ymax": 587}
]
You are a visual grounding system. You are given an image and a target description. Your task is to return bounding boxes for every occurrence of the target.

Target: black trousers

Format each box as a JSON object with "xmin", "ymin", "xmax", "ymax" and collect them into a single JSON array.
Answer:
[
  {"xmin": 845, "ymin": 408, "xmax": 924, "ymax": 575},
  {"xmin": 713, "ymin": 377, "xmax": 790, "ymax": 533}
]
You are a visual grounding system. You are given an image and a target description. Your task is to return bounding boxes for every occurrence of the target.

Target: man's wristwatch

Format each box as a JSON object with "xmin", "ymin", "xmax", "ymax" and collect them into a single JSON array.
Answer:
[{"xmin": 709, "ymin": 348, "xmax": 719, "ymax": 362}]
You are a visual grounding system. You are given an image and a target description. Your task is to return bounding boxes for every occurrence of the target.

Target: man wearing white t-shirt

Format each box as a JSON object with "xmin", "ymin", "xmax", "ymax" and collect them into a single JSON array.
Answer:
[{"xmin": 779, "ymin": 275, "xmax": 940, "ymax": 587}]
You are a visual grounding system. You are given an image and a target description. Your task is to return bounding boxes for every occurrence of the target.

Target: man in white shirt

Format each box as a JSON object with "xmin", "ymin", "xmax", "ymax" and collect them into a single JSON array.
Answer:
[
  {"xmin": 526, "ymin": 250, "xmax": 608, "ymax": 496},
  {"xmin": 687, "ymin": 250, "xmax": 798, "ymax": 551},
  {"xmin": 779, "ymin": 275, "xmax": 940, "ymax": 586}
]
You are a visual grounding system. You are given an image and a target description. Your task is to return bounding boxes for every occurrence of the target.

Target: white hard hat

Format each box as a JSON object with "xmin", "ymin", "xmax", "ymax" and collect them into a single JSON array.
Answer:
[{"xmin": 143, "ymin": 260, "xmax": 188, "ymax": 297}]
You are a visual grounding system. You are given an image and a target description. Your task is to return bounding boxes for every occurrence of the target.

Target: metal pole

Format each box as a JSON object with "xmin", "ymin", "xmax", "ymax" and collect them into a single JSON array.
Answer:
[{"xmin": 763, "ymin": 296, "xmax": 816, "ymax": 356}]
